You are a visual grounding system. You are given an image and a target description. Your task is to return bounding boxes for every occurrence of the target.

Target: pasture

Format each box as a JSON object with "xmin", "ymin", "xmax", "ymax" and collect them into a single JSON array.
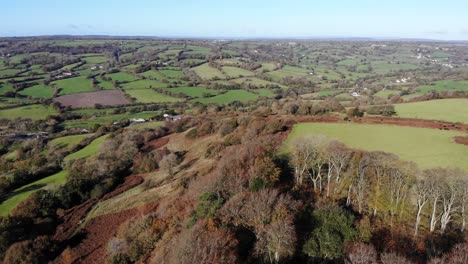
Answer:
[
  {"xmin": 193, "ymin": 90, "xmax": 258, "ymax": 104},
  {"xmin": 125, "ymin": 89, "xmax": 182, "ymax": 103},
  {"xmin": 418, "ymin": 80, "xmax": 468, "ymax": 93},
  {"xmin": 107, "ymin": 72, "xmax": 139, "ymax": 82},
  {"xmin": 222, "ymin": 66, "xmax": 255, "ymax": 78},
  {"xmin": 285, "ymin": 123, "xmax": 468, "ymax": 171},
  {"xmin": 53, "ymin": 76, "xmax": 95, "ymax": 95},
  {"xmin": 48, "ymin": 134, "xmax": 94, "ymax": 151},
  {"xmin": 394, "ymin": 99, "xmax": 468, "ymax": 123},
  {"xmin": 0, "ymin": 171, "xmax": 68, "ymax": 216},
  {"xmin": 192, "ymin": 63, "xmax": 226, "ymax": 80},
  {"xmin": 121, "ymin": 80, "xmax": 167, "ymax": 89},
  {"xmin": 64, "ymin": 134, "xmax": 109, "ymax": 162},
  {"xmin": 167, "ymin": 86, "xmax": 218, "ymax": 98},
  {"xmin": 0, "ymin": 105, "xmax": 57, "ymax": 120},
  {"xmin": 19, "ymin": 85, "xmax": 55, "ymax": 98}
]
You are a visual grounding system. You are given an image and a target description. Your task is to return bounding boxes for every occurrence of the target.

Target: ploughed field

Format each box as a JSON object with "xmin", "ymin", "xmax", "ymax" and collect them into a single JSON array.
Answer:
[
  {"xmin": 54, "ymin": 90, "xmax": 131, "ymax": 108},
  {"xmin": 285, "ymin": 123, "xmax": 468, "ymax": 171}
]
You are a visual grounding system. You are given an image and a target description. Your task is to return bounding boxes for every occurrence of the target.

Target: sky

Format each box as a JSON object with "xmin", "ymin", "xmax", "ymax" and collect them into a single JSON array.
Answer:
[{"xmin": 1, "ymin": 0, "xmax": 468, "ymax": 40}]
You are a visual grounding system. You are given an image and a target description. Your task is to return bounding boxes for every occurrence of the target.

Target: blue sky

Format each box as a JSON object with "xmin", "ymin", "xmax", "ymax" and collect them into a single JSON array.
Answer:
[{"xmin": 1, "ymin": 0, "xmax": 468, "ymax": 40}]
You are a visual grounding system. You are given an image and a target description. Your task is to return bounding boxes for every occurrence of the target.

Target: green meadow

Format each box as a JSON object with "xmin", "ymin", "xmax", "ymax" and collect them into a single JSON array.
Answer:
[
  {"xmin": 395, "ymin": 99, "xmax": 468, "ymax": 123},
  {"xmin": 285, "ymin": 123, "xmax": 468, "ymax": 171}
]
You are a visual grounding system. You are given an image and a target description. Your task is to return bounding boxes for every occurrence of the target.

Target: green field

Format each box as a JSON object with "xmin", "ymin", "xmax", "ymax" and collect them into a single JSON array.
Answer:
[
  {"xmin": 125, "ymin": 89, "xmax": 182, "ymax": 103},
  {"xmin": 19, "ymin": 85, "xmax": 55, "ymax": 98},
  {"xmin": 107, "ymin": 72, "xmax": 139, "ymax": 82},
  {"xmin": 193, "ymin": 90, "xmax": 258, "ymax": 104},
  {"xmin": 374, "ymin": 89, "xmax": 400, "ymax": 98},
  {"xmin": 48, "ymin": 133, "xmax": 94, "ymax": 151},
  {"xmin": 53, "ymin": 76, "xmax": 95, "ymax": 95},
  {"xmin": 0, "ymin": 171, "xmax": 68, "ymax": 216},
  {"xmin": 121, "ymin": 80, "xmax": 167, "ymax": 89},
  {"xmin": 96, "ymin": 76, "xmax": 114, "ymax": 89},
  {"xmin": 222, "ymin": 66, "xmax": 255, "ymax": 78},
  {"xmin": 64, "ymin": 134, "xmax": 109, "ymax": 161},
  {"xmin": 285, "ymin": 123, "xmax": 468, "ymax": 171},
  {"xmin": 192, "ymin": 63, "xmax": 226, "ymax": 80},
  {"xmin": 418, "ymin": 80, "xmax": 468, "ymax": 93},
  {"xmin": 167, "ymin": 86, "xmax": 218, "ymax": 98},
  {"xmin": 0, "ymin": 104, "xmax": 57, "ymax": 120},
  {"xmin": 140, "ymin": 70, "xmax": 166, "ymax": 80},
  {"xmin": 395, "ymin": 99, "xmax": 468, "ymax": 123},
  {"xmin": 82, "ymin": 56, "xmax": 108, "ymax": 64},
  {"xmin": 254, "ymin": 89, "xmax": 275, "ymax": 97},
  {"xmin": 160, "ymin": 69, "xmax": 185, "ymax": 78}
]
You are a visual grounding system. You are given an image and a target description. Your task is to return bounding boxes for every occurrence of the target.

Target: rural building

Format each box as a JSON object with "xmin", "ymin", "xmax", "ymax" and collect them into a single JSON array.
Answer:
[{"xmin": 163, "ymin": 114, "xmax": 182, "ymax": 121}]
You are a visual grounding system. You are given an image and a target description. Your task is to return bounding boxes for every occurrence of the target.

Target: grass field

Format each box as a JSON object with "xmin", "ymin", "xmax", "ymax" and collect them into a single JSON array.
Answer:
[
  {"xmin": 53, "ymin": 76, "xmax": 95, "ymax": 95},
  {"xmin": 121, "ymin": 80, "xmax": 167, "ymax": 89},
  {"xmin": 166, "ymin": 86, "xmax": 218, "ymax": 98},
  {"xmin": 19, "ymin": 85, "xmax": 55, "ymax": 98},
  {"xmin": 395, "ymin": 99, "xmax": 468, "ymax": 123},
  {"xmin": 192, "ymin": 63, "xmax": 226, "ymax": 80},
  {"xmin": 374, "ymin": 89, "xmax": 400, "ymax": 98},
  {"xmin": 418, "ymin": 80, "xmax": 468, "ymax": 93},
  {"xmin": 48, "ymin": 133, "xmax": 94, "ymax": 151},
  {"xmin": 160, "ymin": 69, "xmax": 185, "ymax": 78},
  {"xmin": 285, "ymin": 123, "xmax": 468, "ymax": 171},
  {"xmin": 96, "ymin": 76, "xmax": 114, "ymax": 89},
  {"xmin": 193, "ymin": 90, "xmax": 258, "ymax": 104},
  {"xmin": 254, "ymin": 89, "xmax": 275, "ymax": 97},
  {"xmin": 0, "ymin": 171, "xmax": 68, "ymax": 216},
  {"xmin": 125, "ymin": 89, "xmax": 182, "ymax": 103},
  {"xmin": 222, "ymin": 66, "xmax": 255, "ymax": 78},
  {"xmin": 140, "ymin": 70, "xmax": 167, "ymax": 80},
  {"xmin": 64, "ymin": 134, "xmax": 109, "ymax": 161},
  {"xmin": 0, "ymin": 104, "xmax": 57, "ymax": 120},
  {"xmin": 107, "ymin": 72, "xmax": 139, "ymax": 82},
  {"xmin": 82, "ymin": 56, "xmax": 108, "ymax": 64}
]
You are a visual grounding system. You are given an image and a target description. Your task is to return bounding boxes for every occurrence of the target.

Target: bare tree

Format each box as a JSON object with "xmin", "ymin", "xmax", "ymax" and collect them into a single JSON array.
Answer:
[
  {"xmin": 380, "ymin": 252, "xmax": 413, "ymax": 264},
  {"xmin": 290, "ymin": 137, "xmax": 314, "ymax": 186},
  {"xmin": 458, "ymin": 178, "xmax": 468, "ymax": 232},
  {"xmin": 352, "ymin": 154, "xmax": 369, "ymax": 214},
  {"xmin": 345, "ymin": 243, "xmax": 378, "ymax": 264},
  {"xmin": 367, "ymin": 152, "xmax": 397, "ymax": 217},
  {"xmin": 425, "ymin": 169, "xmax": 443, "ymax": 233},
  {"xmin": 386, "ymin": 161, "xmax": 414, "ymax": 225},
  {"xmin": 327, "ymin": 141, "xmax": 351, "ymax": 198},
  {"xmin": 414, "ymin": 177, "xmax": 430, "ymax": 236},
  {"xmin": 440, "ymin": 175, "xmax": 459, "ymax": 233},
  {"xmin": 159, "ymin": 153, "xmax": 179, "ymax": 176}
]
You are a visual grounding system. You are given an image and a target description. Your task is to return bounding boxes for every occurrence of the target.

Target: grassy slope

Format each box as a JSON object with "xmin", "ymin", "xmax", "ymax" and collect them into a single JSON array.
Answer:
[
  {"xmin": 64, "ymin": 134, "xmax": 109, "ymax": 161},
  {"xmin": 125, "ymin": 89, "xmax": 182, "ymax": 103},
  {"xmin": 53, "ymin": 76, "xmax": 95, "ymax": 95},
  {"xmin": 285, "ymin": 123, "xmax": 468, "ymax": 171},
  {"xmin": 19, "ymin": 85, "xmax": 55, "ymax": 98},
  {"xmin": 395, "ymin": 99, "xmax": 468, "ymax": 124},
  {"xmin": 0, "ymin": 104, "xmax": 57, "ymax": 120},
  {"xmin": 193, "ymin": 90, "xmax": 258, "ymax": 104},
  {"xmin": 0, "ymin": 171, "xmax": 68, "ymax": 216}
]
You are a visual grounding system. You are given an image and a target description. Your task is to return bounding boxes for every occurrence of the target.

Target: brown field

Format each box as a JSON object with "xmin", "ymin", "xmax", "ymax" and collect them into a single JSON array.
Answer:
[{"xmin": 54, "ymin": 90, "xmax": 131, "ymax": 108}]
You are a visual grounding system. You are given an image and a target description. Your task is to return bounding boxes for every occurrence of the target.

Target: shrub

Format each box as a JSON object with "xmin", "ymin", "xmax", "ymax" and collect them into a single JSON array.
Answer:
[{"xmin": 366, "ymin": 105, "xmax": 396, "ymax": 116}]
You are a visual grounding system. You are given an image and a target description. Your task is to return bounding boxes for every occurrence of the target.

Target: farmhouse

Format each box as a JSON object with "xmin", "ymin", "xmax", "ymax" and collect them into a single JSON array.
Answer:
[
  {"xmin": 130, "ymin": 118, "xmax": 146, "ymax": 123},
  {"xmin": 164, "ymin": 114, "xmax": 182, "ymax": 121}
]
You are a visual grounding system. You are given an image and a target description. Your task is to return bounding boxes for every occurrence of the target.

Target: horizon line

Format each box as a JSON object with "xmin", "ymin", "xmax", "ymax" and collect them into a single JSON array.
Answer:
[{"xmin": 1, "ymin": 34, "xmax": 468, "ymax": 43}]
